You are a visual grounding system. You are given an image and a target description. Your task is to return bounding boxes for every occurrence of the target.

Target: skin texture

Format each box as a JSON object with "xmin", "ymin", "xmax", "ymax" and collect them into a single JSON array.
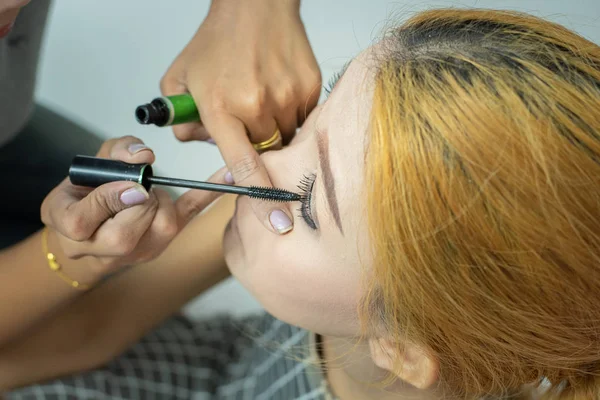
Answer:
[
  {"xmin": 223, "ymin": 45, "xmax": 442, "ymax": 399},
  {"xmin": 223, "ymin": 48, "xmax": 373, "ymax": 338},
  {"xmin": 0, "ymin": 0, "xmax": 315, "ymax": 350},
  {"xmin": 0, "ymin": 33, "xmax": 440, "ymax": 399},
  {"xmin": 161, "ymin": 0, "xmax": 322, "ymax": 235}
]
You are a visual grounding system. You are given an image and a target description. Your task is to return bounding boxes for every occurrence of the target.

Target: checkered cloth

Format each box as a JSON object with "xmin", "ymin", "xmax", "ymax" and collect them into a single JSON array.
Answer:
[{"xmin": 5, "ymin": 313, "xmax": 335, "ymax": 400}]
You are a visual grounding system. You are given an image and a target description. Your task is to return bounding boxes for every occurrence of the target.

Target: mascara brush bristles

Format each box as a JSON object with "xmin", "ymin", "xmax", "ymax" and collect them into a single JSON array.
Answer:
[{"xmin": 247, "ymin": 186, "xmax": 302, "ymax": 202}]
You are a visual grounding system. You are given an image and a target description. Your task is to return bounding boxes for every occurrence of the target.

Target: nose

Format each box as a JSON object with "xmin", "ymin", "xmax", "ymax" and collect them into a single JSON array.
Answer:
[
  {"xmin": 259, "ymin": 150, "xmax": 279, "ymax": 175},
  {"xmin": 259, "ymin": 149, "xmax": 298, "ymax": 193}
]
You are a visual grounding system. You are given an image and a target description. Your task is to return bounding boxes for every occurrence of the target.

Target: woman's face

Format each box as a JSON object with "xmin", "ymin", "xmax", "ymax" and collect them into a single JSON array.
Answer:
[
  {"xmin": 224, "ymin": 50, "xmax": 375, "ymax": 337},
  {"xmin": 0, "ymin": 0, "xmax": 30, "ymax": 38}
]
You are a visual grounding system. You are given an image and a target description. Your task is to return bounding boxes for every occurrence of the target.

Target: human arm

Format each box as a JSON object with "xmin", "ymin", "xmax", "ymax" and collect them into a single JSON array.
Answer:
[
  {"xmin": 0, "ymin": 136, "xmax": 216, "ymax": 350},
  {"xmin": 0, "ymin": 194, "xmax": 235, "ymax": 390},
  {"xmin": 0, "ymin": 137, "xmax": 159, "ymax": 347},
  {"xmin": 161, "ymin": 0, "xmax": 321, "ymax": 233}
]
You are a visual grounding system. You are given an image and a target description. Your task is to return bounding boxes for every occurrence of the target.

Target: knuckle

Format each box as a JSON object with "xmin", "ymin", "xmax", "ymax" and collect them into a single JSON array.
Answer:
[
  {"xmin": 174, "ymin": 126, "xmax": 197, "ymax": 142},
  {"xmin": 159, "ymin": 76, "xmax": 169, "ymax": 95},
  {"xmin": 177, "ymin": 196, "xmax": 205, "ymax": 220},
  {"xmin": 304, "ymin": 70, "xmax": 322, "ymax": 100},
  {"xmin": 244, "ymin": 87, "xmax": 268, "ymax": 116},
  {"xmin": 310, "ymin": 69, "xmax": 322, "ymax": 85},
  {"xmin": 153, "ymin": 214, "xmax": 178, "ymax": 240},
  {"xmin": 159, "ymin": 70, "xmax": 180, "ymax": 95},
  {"xmin": 103, "ymin": 230, "xmax": 123, "ymax": 251},
  {"xmin": 145, "ymin": 245, "xmax": 166, "ymax": 261},
  {"xmin": 106, "ymin": 230, "xmax": 137, "ymax": 256},
  {"xmin": 119, "ymin": 135, "xmax": 140, "ymax": 144},
  {"xmin": 209, "ymin": 91, "xmax": 228, "ymax": 112},
  {"xmin": 97, "ymin": 139, "xmax": 116, "ymax": 157},
  {"xmin": 96, "ymin": 192, "xmax": 120, "ymax": 216},
  {"xmin": 63, "ymin": 214, "xmax": 89, "ymax": 241},
  {"xmin": 230, "ymin": 152, "xmax": 261, "ymax": 182},
  {"xmin": 118, "ymin": 241, "xmax": 137, "ymax": 257},
  {"xmin": 277, "ymin": 80, "xmax": 297, "ymax": 109}
]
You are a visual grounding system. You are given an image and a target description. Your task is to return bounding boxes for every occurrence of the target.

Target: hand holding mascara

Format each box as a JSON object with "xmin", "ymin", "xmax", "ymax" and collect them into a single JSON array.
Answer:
[{"xmin": 69, "ymin": 156, "xmax": 301, "ymax": 203}]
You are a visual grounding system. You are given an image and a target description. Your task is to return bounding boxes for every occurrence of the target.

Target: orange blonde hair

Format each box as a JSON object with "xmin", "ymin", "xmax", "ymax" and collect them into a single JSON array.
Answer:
[{"xmin": 364, "ymin": 9, "xmax": 600, "ymax": 400}]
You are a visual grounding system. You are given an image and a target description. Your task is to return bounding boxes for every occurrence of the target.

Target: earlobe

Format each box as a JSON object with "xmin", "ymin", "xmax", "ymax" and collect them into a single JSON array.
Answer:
[{"xmin": 368, "ymin": 337, "xmax": 439, "ymax": 390}]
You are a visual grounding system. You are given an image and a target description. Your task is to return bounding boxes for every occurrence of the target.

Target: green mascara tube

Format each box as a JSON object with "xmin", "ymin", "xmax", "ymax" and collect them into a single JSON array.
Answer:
[{"xmin": 135, "ymin": 94, "xmax": 200, "ymax": 126}]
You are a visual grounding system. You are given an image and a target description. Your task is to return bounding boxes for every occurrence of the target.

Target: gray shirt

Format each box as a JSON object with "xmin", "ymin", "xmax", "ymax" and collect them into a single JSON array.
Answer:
[
  {"xmin": 6, "ymin": 313, "xmax": 337, "ymax": 399},
  {"xmin": 0, "ymin": 0, "xmax": 51, "ymax": 147}
]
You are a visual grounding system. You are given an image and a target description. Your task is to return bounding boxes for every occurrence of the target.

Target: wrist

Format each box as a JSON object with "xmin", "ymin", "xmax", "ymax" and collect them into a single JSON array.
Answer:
[
  {"xmin": 45, "ymin": 228, "xmax": 104, "ymax": 289},
  {"xmin": 209, "ymin": 0, "xmax": 300, "ymax": 18}
]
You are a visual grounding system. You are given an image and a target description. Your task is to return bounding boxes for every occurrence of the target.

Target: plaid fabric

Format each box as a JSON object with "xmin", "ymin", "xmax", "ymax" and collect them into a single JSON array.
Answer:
[{"xmin": 5, "ymin": 313, "xmax": 334, "ymax": 400}]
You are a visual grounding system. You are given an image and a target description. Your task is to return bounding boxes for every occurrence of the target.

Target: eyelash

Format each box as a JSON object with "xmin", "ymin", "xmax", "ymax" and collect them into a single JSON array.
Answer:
[
  {"xmin": 324, "ymin": 72, "xmax": 342, "ymax": 97},
  {"xmin": 297, "ymin": 173, "xmax": 317, "ymax": 230},
  {"xmin": 324, "ymin": 60, "xmax": 351, "ymax": 97}
]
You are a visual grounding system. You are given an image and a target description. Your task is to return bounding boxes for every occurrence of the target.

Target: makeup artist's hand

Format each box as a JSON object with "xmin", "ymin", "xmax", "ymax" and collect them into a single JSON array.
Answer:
[
  {"xmin": 40, "ymin": 136, "xmax": 225, "ymax": 280},
  {"xmin": 160, "ymin": 0, "xmax": 321, "ymax": 234}
]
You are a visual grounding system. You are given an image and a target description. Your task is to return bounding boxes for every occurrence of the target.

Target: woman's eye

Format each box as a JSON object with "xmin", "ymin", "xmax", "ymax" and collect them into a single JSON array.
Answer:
[
  {"xmin": 297, "ymin": 173, "xmax": 317, "ymax": 230},
  {"xmin": 324, "ymin": 72, "xmax": 342, "ymax": 97}
]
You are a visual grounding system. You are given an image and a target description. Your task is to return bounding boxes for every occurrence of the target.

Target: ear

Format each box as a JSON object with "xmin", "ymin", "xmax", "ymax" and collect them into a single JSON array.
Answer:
[{"xmin": 368, "ymin": 337, "xmax": 439, "ymax": 389}]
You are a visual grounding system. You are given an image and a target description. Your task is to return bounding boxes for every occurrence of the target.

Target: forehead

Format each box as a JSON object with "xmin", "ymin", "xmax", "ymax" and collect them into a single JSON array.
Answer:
[
  {"xmin": 315, "ymin": 48, "xmax": 375, "ymax": 239},
  {"xmin": 317, "ymin": 48, "xmax": 375, "ymax": 153}
]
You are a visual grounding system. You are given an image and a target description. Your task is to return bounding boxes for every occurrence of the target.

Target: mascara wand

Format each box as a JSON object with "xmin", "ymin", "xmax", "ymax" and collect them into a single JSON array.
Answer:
[{"xmin": 69, "ymin": 155, "xmax": 301, "ymax": 202}]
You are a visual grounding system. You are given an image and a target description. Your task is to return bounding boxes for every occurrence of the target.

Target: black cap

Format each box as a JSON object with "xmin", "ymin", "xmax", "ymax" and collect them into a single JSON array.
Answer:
[{"xmin": 135, "ymin": 98, "xmax": 170, "ymax": 127}]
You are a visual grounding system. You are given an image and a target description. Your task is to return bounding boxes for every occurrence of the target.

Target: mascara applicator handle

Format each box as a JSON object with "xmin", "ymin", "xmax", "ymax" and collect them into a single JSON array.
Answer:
[{"xmin": 69, "ymin": 155, "xmax": 153, "ymax": 190}]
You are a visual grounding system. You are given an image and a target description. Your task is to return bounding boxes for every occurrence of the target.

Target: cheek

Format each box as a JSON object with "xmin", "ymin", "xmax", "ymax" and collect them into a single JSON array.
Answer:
[
  {"xmin": 237, "ymin": 235, "xmax": 325, "ymax": 301},
  {"xmin": 238, "ymin": 231, "xmax": 363, "ymax": 335}
]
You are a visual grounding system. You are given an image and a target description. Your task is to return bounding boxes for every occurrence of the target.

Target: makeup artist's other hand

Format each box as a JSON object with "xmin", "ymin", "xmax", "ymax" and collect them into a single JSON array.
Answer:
[
  {"xmin": 40, "ymin": 136, "xmax": 224, "ymax": 280},
  {"xmin": 160, "ymin": 0, "xmax": 321, "ymax": 234}
]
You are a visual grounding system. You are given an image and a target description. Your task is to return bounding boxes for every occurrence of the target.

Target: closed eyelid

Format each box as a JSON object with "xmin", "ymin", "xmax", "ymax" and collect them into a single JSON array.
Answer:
[{"xmin": 311, "ymin": 174, "xmax": 320, "ymax": 229}]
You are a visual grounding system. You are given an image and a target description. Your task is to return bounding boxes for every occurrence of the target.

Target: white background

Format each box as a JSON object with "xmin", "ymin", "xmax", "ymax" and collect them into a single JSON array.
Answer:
[{"xmin": 36, "ymin": 0, "xmax": 600, "ymax": 319}]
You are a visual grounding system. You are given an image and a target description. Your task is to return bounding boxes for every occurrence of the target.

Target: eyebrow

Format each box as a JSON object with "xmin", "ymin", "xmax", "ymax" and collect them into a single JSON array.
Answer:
[{"xmin": 317, "ymin": 128, "xmax": 344, "ymax": 235}]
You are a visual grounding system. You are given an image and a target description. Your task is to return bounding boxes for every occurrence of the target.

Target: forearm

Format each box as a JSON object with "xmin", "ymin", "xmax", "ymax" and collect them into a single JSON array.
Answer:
[
  {"xmin": 0, "ymin": 194, "xmax": 235, "ymax": 390},
  {"xmin": 207, "ymin": 0, "xmax": 302, "ymax": 29},
  {"xmin": 0, "ymin": 229, "xmax": 103, "ymax": 348}
]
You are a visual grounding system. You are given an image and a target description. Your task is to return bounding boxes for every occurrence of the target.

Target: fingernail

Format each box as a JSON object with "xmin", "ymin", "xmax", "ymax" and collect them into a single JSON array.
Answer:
[
  {"xmin": 120, "ymin": 187, "xmax": 148, "ymax": 205},
  {"xmin": 128, "ymin": 144, "xmax": 151, "ymax": 154},
  {"xmin": 206, "ymin": 138, "xmax": 216, "ymax": 145},
  {"xmin": 269, "ymin": 209, "xmax": 293, "ymax": 234},
  {"xmin": 224, "ymin": 171, "xmax": 234, "ymax": 184}
]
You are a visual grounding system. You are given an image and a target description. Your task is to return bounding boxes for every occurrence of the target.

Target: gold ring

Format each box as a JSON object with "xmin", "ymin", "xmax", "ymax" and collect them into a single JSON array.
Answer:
[{"xmin": 252, "ymin": 129, "xmax": 282, "ymax": 152}]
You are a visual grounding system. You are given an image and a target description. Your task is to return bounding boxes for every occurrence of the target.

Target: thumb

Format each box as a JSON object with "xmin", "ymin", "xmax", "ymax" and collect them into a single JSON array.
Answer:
[{"xmin": 56, "ymin": 182, "xmax": 149, "ymax": 241}]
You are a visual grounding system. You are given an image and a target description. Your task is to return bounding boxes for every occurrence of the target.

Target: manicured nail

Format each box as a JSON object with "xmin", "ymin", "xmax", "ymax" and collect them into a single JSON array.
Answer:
[
  {"xmin": 224, "ymin": 171, "xmax": 234, "ymax": 184},
  {"xmin": 120, "ymin": 187, "xmax": 148, "ymax": 205},
  {"xmin": 206, "ymin": 138, "xmax": 216, "ymax": 145},
  {"xmin": 128, "ymin": 143, "xmax": 151, "ymax": 154},
  {"xmin": 269, "ymin": 209, "xmax": 293, "ymax": 234}
]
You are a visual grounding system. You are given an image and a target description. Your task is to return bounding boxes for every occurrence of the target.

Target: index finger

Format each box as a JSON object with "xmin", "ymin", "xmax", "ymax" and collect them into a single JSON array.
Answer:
[{"xmin": 202, "ymin": 112, "xmax": 296, "ymax": 235}]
